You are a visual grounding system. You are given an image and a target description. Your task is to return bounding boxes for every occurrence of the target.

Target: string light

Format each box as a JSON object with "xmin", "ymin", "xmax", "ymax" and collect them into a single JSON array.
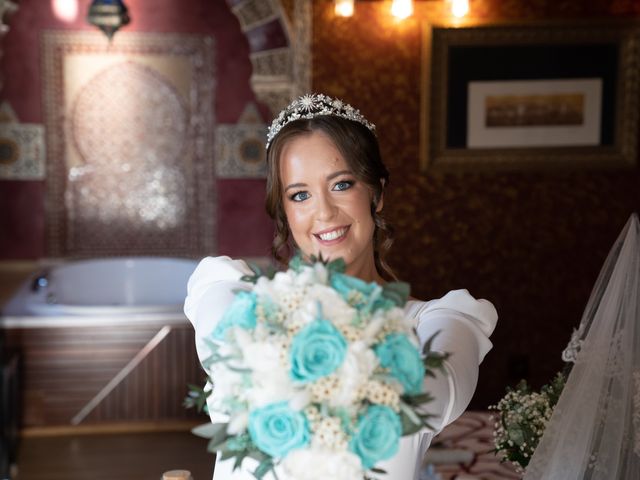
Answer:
[
  {"xmin": 334, "ymin": 0, "xmax": 355, "ymax": 17},
  {"xmin": 390, "ymin": 0, "xmax": 414, "ymax": 19},
  {"xmin": 450, "ymin": 0, "xmax": 469, "ymax": 18},
  {"xmin": 333, "ymin": 0, "xmax": 469, "ymax": 20}
]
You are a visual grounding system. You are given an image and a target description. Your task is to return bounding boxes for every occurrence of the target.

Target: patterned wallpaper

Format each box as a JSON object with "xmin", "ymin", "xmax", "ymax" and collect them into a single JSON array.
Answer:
[{"xmin": 312, "ymin": 0, "xmax": 640, "ymax": 407}]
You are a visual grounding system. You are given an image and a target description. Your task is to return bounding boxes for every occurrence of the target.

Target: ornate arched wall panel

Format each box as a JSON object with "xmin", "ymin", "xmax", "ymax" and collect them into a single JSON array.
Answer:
[{"xmin": 226, "ymin": 0, "xmax": 311, "ymax": 115}]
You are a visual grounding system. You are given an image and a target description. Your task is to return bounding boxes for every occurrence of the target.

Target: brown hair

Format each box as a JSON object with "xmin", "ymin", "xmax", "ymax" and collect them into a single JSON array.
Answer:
[{"xmin": 265, "ymin": 115, "xmax": 396, "ymax": 280}]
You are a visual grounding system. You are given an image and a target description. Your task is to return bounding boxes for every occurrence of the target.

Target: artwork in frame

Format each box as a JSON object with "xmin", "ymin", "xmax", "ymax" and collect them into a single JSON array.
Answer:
[
  {"xmin": 420, "ymin": 21, "xmax": 640, "ymax": 171},
  {"xmin": 467, "ymin": 78, "xmax": 602, "ymax": 148}
]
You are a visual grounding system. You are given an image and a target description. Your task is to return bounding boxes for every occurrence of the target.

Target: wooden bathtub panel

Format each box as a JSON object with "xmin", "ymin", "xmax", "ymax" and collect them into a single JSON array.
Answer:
[{"xmin": 6, "ymin": 324, "xmax": 206, "ymax": 427}]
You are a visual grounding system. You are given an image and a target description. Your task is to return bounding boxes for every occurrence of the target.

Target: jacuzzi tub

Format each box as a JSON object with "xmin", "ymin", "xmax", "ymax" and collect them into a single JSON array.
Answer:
[
  {"xmin": 1, "ymin": 257, "xmax": 199, "ymax": 327},
  {"xmin": 0, "ymin": 257, "xmax": 204, "ymax": 427}
]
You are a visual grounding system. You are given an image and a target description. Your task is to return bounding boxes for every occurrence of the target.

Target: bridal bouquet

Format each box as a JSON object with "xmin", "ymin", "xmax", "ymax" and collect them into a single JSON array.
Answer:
[{"xmin": 196, "ymin": 255, "xmax": 447, "ymax": 480}]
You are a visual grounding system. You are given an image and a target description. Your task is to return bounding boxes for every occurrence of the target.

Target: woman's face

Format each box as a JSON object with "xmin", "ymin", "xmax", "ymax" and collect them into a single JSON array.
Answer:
[{"xmin": 279, "ymin": 130, "xmax": 382, "ymax": 280}]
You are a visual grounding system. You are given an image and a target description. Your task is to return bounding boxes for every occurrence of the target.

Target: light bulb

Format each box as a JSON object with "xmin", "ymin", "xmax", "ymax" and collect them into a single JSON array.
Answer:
[
  {"xmin": 52, "ymin": 0, "xmax": 79, "ymax": 22},
  {"xmin": 334, "ymin": 0, "xmax": 354, "ymax": 17},
  {"xmin": 450, "ymin": 0, "xmax": 469, "ymax": 18},
  {"xmin": 391, "ymin": 0, "xmax": 413, "ymax": 20}
]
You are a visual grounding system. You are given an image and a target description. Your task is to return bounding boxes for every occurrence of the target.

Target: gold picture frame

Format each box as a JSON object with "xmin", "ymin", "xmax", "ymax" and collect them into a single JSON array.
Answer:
[{"xmin": 420, "ymin": 21, "xmax": 640, "ymax": 171}]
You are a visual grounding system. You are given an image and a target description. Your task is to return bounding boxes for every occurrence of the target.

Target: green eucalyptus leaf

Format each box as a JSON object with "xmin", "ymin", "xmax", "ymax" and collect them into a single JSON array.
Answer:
[
  {"xmin": 403, "ymin": 392, "xmax": 434, "ymax": 406},
  {"xmin": 218, "ymin": 449, "xmax": 237, "ymax": 461},
  {"xmin": 200, "ymin": 422, "xmax": 230, "ymax": 451},
  {"xmin": 326, "ymin": 257, "xmax": 346, "ymax": 274},
  {"xmin": 253, "ymin": 459, "xmax": 275, "ymax": 480},
  {"xmin": 192, "ymin": 421, "xmax": 223, "ymax": 439},
  {"xmin": 289, "ymin": 253, "xmax": 304, "ymax": 272},
  {"xmin": 398, "ymin": 402, "xmax": 423, "ymax": 435},
  {"xmin": 369, "ymin": 467, "xmax": 387, "ymax": 474},
  {"xmin": 380, "ymin": 281, "xmax": 410, "ymax": 306},
  {"xmin": 421, "ymin": 331, "xmax": 440, "ymax": 356},
  {"xmin": 233, "ymin": 453, "xmax": 247, "ymax": 471}
]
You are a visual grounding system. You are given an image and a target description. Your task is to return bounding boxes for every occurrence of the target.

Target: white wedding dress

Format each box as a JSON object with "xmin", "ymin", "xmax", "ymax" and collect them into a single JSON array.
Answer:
[{"xmin": 184, "ymin": 256, "xmax": 497, "ymax": 480}]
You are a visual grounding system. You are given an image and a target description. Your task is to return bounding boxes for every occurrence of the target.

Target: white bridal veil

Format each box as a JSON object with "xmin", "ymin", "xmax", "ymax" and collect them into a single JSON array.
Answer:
[{"xmin": 524, "ymin": 213, "xmax": 640, "ymax": 479}]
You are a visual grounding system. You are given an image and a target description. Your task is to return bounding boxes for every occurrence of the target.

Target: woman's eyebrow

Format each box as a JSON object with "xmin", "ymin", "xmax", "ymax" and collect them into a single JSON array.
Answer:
[
  {"xmin": 284, "ymin": 182, "xmax": 306, "ymax": 192},
  {"xmin": 326, "ymin": 169, "xmax": 352, "ymax": 181},
  {"xmin": 284, "ymin": 170, "xmax": 352, "ymax": 192}
]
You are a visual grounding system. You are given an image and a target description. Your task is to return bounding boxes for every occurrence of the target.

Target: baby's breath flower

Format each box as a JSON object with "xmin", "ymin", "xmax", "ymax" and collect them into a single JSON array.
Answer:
[
  {"xmin": 490, "ymin": 374, "xmax": 565, "ymax": 471},
  {"xmin": 310, "ymin": 375, "xmax": 341, "ymax": 403},
  {"xmin": 337, "ymin": 324, "xmax": 362, "ymax": 343},
  {"xmin": 312, "ymin": 416, "xmax": 349, "ymax": 451},
  {"xmin": 364, "ymin": 380, "xmax": 401, "ymax": 410}
]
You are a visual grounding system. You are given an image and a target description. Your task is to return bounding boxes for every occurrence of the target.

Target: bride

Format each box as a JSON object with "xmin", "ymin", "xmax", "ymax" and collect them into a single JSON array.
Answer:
[{"xmin": 184, "ymin": 93, "xmax": 498, "ymax": 480}]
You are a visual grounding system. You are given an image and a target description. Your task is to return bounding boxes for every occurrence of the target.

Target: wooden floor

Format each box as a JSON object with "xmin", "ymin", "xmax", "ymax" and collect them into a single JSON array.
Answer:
[{"xmin": 14, "ymin": 430, "xmax": 215, "ymax": 480}]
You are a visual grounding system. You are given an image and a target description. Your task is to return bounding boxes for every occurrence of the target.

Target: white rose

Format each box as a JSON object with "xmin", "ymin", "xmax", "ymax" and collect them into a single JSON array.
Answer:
[
  {"xmin": 242, "ymin": 341, "xmax": 283, "ymax": 374},
  {"xmin": 227, "ymin": 411, "xmax": 249, "ymax": 435},
  {"xmin": 362, "ymin": 313, "xmax": 387, "ymax": 344},
  {"xmin": 208, "ymin": 364, "xmax": 246, "ymax": 411},
  {"xmin": 330, "ymin": 342, "xmax": 377, "ymax": 407},
  {"xmin": 242, "ymin": 341, "xmax": 297, "ymax": 407},
  {"xmin": 294, "ymin": 266, "xmax": 318, "ymax": 287},
  {"xmin": 312, "ymin": 263, "xmax": 329, "ymax": 284},
  {"xmin": 306, "ymin": 285, "xmax": 356, "ymax": 327},
  {"xmin": 282, "ymin": 447, "xmax": 363, "ymax": 480},
  {"xmin": 246, "ymin": 370, "xmax": 298, "ymax": 407}
]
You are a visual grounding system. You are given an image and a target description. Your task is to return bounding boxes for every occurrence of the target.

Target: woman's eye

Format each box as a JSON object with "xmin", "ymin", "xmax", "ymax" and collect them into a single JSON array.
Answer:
[
  {"xmin": 333, "ymin": 180, "xmax": 354, "ymax": 191},
  {"xmin": 290, "ymin": 191, "xmax": 310, "ymax": 202}
]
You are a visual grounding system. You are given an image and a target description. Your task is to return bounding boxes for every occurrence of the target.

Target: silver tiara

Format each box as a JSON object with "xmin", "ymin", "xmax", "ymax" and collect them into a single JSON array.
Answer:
[{"xmin": 266, "ymin": 93, "xmax": 376, "ymax": 148}]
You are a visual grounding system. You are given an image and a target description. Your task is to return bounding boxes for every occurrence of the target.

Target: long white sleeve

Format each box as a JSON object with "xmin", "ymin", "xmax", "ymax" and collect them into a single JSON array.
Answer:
[
  {"xmin": 184, "ymin": 256, "xmax": 254, "ymax": 364},
  {"xmin": 412, "ymin": 289, "xmax": 497, "ymax": 431},
  {"xmin": 371, "ymin": 290, "xmax": 497, "ymax": 480}
]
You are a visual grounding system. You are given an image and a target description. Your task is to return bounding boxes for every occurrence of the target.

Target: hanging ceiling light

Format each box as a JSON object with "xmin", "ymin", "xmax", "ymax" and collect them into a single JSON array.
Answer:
[{"xmin": 87, "ymin": 0, "xmax": 130, "ymax": 40}]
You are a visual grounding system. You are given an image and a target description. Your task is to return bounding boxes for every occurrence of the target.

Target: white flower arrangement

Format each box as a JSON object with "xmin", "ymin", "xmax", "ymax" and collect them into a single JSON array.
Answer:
[
  {"xmin": 489, "ymin": 372, "xmax": 566, "ymax": 473},
  {"xmin": 193, "ymin": 255, "xmax": 448, "ymax": 480}
]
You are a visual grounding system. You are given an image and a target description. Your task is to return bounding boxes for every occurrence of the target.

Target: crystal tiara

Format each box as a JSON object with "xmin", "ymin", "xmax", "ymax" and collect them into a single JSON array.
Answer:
[{"xmin": 266, "ymin": 93, "xmax": 376, "ymax": 148}]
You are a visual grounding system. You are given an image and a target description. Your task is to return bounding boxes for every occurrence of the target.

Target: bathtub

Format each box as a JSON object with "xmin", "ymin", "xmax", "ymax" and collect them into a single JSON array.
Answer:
[
  {"xmin": 0, "ymin": 257, "xmax": 199, "ymax": 327},
  {"xmin": 0, "ymin": 257, "xmax": 204, "ymax": 427}
]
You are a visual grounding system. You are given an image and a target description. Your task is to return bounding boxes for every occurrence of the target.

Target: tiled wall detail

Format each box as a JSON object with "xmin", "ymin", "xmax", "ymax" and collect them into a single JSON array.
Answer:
[
  {"xmin": 0, "ymin": 103, "xmax": 46, "ymax": 180},
  {"xmin": 41, "ymin": 31, "xmax": 216, "ymax": 258},
  {"xmin": 215, "ymin": 103, "xmax": 267, "ymax": 179}
]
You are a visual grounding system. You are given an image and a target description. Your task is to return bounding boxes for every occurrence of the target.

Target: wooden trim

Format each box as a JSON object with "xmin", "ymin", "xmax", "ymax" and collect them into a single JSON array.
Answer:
[{"xmin": 21, "ymin": 420, "xmax": 204, "ymax": 437}]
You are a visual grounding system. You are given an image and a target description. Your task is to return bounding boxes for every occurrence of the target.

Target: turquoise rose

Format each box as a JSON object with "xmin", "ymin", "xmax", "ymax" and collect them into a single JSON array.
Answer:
[
  {"xmin": 248, "ymin": 402, "xmax": 310, "ymax": 458},
  {"xmin": 212, "ymin": 291, "xmax": 257, "ymax": 340},
  {"xmin": 349, "ymin": 405, "xmax": 402, "ymax": 468},
  {"xmin": 375, "ymin": 333, "xmax": 425, "ymax": 395},
  {"xmin": 330, "ymin": 272, "xmax": 395, "ymax": 311},
  {"xmin": 290, "ymin": 319, "xmax": 347, "ymax": 383}
]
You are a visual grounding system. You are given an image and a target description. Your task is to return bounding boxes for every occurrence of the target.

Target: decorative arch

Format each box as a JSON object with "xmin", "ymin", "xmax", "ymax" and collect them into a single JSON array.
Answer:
[
  {"xmin": 226, "ymin": 0, "xmax": 311, "ymax": 116},
  {"xmin": 0, "ymin": 0, "xmax": 19, "ymax": 93}
]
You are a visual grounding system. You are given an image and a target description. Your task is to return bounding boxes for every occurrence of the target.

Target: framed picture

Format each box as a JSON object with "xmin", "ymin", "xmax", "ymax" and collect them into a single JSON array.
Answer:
[{"xmin": 420, "ymin": 22, "xmax": 640, "ymax": 171}]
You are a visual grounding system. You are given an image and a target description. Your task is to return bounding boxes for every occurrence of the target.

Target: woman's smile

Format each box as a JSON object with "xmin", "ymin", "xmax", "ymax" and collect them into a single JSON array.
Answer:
[{"xmin": 313, "ymin": 225, "xmax": 350, "ymax": 244}]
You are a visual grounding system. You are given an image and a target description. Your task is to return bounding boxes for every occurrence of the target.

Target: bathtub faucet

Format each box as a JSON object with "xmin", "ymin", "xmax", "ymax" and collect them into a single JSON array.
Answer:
[{"xmin": 31, "ymin": 270, "xmax": 50, "ymax": 292}]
